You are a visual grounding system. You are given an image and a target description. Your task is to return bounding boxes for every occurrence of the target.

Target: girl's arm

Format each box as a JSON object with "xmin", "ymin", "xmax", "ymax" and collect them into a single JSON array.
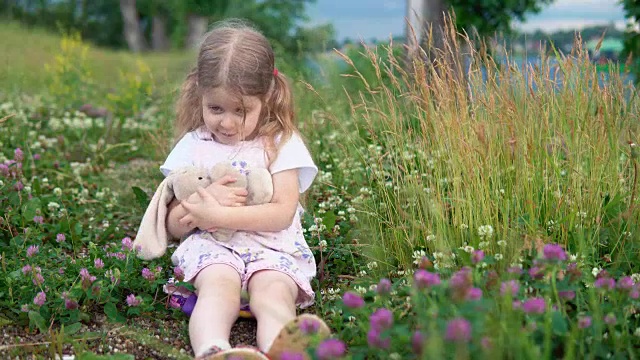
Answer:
[
  {"xmin": 166, "ymin": 197, "xmax": 197, "ymax": 239},
  {"xmin": 179, "ymin": 169, "xmax": 300, "ymax": 232}
]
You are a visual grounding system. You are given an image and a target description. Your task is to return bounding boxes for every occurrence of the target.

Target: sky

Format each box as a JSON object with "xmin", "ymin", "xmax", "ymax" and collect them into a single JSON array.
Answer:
[{"xmin": 307, "ymin": 0, "xmax": 627, "ymax": 42}]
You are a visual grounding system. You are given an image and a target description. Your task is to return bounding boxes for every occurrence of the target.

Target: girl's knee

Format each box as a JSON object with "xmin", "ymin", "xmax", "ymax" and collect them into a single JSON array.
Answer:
[
  {"xmin": 248, "ymin": 271, "xmax": 298, "ymax": 306},
  {"xmin": 194, "ymin": 264, "xmax": 242, "ymax": 293}
]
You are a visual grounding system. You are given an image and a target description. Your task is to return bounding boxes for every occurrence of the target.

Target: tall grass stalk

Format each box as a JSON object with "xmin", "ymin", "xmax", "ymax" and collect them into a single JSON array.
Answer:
[{"xmin": 325, "ymin": 26, "xmax": 639, "ymax": 271}]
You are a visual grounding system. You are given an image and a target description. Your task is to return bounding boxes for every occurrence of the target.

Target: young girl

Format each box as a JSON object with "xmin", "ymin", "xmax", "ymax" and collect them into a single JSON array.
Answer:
[{"xmin": 157, "ymin": 21, "xmax": 329, "ymax": 359}]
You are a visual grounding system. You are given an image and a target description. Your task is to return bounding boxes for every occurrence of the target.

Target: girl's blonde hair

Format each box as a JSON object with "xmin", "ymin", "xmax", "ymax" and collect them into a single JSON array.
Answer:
[{"xmin": 175, "ymin": 20, "xmax": 296, "ymax": 160}]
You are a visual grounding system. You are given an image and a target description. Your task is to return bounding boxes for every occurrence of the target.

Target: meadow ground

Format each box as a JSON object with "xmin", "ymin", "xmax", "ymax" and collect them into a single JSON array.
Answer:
[{"xmin": 1, "ymin": 22, "xmax": 640, "ymax": 359}]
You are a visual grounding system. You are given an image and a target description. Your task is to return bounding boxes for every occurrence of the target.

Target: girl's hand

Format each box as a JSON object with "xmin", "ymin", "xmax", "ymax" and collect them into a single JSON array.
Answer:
[
  {"xmin": 206, "ymin": 175, "xmax": 248, "ymax": 207},
  {"xmin": 179, "ymin": 187, "xmax": 222, "ymax": 230}
]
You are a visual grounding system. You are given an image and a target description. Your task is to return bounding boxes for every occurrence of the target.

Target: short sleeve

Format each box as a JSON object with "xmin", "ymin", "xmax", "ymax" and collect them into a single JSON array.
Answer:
[
  {"xmin": 269, "ymin": 133, "xmax": 318, "ymax": 193},
  {"xmin": 159, "ymin": 133, "xmax": 196, "ymax": 177}
]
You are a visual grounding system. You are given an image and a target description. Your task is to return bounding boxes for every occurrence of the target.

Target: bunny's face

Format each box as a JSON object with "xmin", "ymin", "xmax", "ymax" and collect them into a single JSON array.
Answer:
[{"xmin": 171, "ymin": 167, "xmax": 211, "ymax": 200}]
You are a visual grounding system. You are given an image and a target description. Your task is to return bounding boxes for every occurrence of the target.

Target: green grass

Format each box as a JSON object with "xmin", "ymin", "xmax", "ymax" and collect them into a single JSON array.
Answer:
[{"xmin": 0, "ymin": 21, "xmax": 193, "ymax": 98}]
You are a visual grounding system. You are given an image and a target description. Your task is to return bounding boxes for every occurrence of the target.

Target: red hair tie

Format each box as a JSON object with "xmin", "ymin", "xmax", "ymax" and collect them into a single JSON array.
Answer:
[{"xmin": 273, "ymin": 68, "xmax": 279, "ymax": 77}]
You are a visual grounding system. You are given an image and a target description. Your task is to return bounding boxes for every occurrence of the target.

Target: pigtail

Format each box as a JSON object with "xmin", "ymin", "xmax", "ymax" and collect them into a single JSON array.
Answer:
[
  {"xmin": 174, "ymin": 68, "xmax": 203, "ymax": 144},
  {"xmin": 261, "ymin": 71, "xmax": 297, "ymax": 162}
]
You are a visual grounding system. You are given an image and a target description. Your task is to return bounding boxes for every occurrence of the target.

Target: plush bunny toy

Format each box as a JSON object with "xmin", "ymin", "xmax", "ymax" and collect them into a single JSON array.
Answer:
[{"xmin": 133, "ymin": 161, "xmax": 273, "ymax": 260}]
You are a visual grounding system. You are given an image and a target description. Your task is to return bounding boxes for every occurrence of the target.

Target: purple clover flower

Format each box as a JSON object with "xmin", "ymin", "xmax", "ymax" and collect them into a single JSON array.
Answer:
[
  {"xmin": 367, "ymin": 328, "xmax": 390, "ymax": 349},
  {"xmin": 315, "ymin": 339, "xmax": 346, "ymax": 360},
  {"xmin": 342, "ymin": 292, "xmax": 364, "ymax": 309},
  {"xmin": 173, "ymin": 266, "xmax": 185, "ymax": 281},
  {"xmin": 14, "ymin": 148, "xmax": 23, "ymax": 161},
  {"xmin": 472, "ymin": 250, "xmax": 485, "ymax": 264},
  {"xmin": 617, "ymin": 276, "xmax": 634, "ymax": 291},
  {"xmin": 56, "ymin": 233, "xmax": 66, "ymax": 242},
  {"xmin": 26, "ymin": 245, "xmax": 39, "ymax": 257},
  {"xmin": 94, "ymin": 258, "xmax": 104, "ymax": 269},
  {"xmin": 445, "ymin": 317, "xmax": 472, "ymax": 342},
  {"xmin": 65, "ymin": 298, "xmax": 78, "ymax": 310},
  {"xmin": 21, "ymin": 264, "xmax": 32, "ymax": 275},
  {"xmin": 594, "ymin": 277, "xmax": 616, "ymax": 291},
  {"xmin": 369, "ymin": 308, "xmax": 393, "ymax": 331},
  {"xmin": 121, "ymin": 237, "xmax": 133, "ymax": 251},
  {"xmin": 376, "ymin": 278, "xmax": 392, "ymax": 295},
  {"xmin": 500, "ymin": 280, "xmax": 520, "ymax": 297},
  {"xmin": 33, "ymin": 291, "xmax": 46, "ymax": 306},
  {"xmin": 604, "ymin": 313, "xmax": 617, "ymax": 325},
  {"xmin": 32, "ymin": 272, "xmax": 44, "ymax": 286},
  {"xmin": 542, "ymin": 243, "xmax": 567, "ymax": 261},
  {"xmin": 558, "ymin": 290, "xmax": 575, "ymax": 300},
  {"xmin": 411, "ymin": 331, "xmax": 424, "ymax": 355},
  {"xmin": 578, "ymin": 316, "xmax": 592, "ymax": 329},
  {"xmin": 141, "ymin": 268, "xmax": 155, "ymax": 281},
  {"xmin": 14, "ymin": 181, "xmax": 23, "ymax": 191},
  {"xmin": 33, "ymin": 216, "xmax": 44, "ymax": 224},
  {"xmin": 528, "ymin": 266, "xmax": 544, "ymax": 280},
  {"xmin": 507, "ymin": 266, "xmax": 523, "ymax": 275},
  {"xmin": 466, "ymin": 287, "xmax": 482, "ymax": 301},
  {"xmin": 126, "ymin": 294, "xmax": 141, "ymax": 307},
  {"xmin": 414, "ymin": 269, "xmax": 441, "ymax": 289},
  {"xmin": 522, "ymin": 297, "xmax": 546, "ymax": 314}
]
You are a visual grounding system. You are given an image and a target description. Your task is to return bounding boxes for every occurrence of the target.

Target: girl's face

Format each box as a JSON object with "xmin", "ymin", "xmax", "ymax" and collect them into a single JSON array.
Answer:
[{"xmin": 201, "ymin": 87, "xmax": 263, "ymax": 145}]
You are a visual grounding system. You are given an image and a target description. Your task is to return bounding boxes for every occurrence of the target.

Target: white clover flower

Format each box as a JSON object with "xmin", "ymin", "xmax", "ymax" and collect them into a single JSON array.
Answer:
[
  {"xmin": 497, "ymin": 240, "xmax": 507, "ymax": 247},
  {"xmin": 23, "ymin": 186, "xmax": 31, "ymax": 193},
  {"xmin": 592, "ymin": 267, "xmax": 601, "ymax": 277},
  {"xmin": 631, "ymin": 274, "xmax": 640, "ymax": 283},
  {"xmin": 426, "ymin": 234, "xmax": 436, "ymax": 242},
  {"xmin": 0, "ymin": 180, "xmax": 3, "ymax": 187},
  {"xmin": 478, "ymin": 224, "xmax": 494, "ymax": 239},
  {"xmin": 47, "ymin": 202, "xmax": 60, "ymax": 211},
  {"xmin": 478, "ymin": 241, "xmax": 489, "ymax": 249},
  {"xmin": 367, "ymin": 261, "xmax": 378, "ymax": 270},
  {"xmin": 463, "ymin": 246, "xmax": 474, "ymax": 253},
  {"xmin": 53, "ymin": 187, "xmax": 62, "ymax": 196},
  {"xmin": 358, "ymin": 270, "xmax": 367, "ymax": 277},
  {"xmin": 494, "ymin": 253, "xmax": 504, "ymax": 261},
  {"xmin": 412, "ymin": 250, "xmax": 426, "ymax": 265},
  {"xmin": 319, "ymin": 240, "xmax": 327, "ymax": 249}
]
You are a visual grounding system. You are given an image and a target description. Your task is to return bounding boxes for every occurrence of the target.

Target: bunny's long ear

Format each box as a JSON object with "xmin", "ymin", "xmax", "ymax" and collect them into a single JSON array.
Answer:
[{"xmin": 133, "ymin": 177, "xmax": 175, "ymax": 260}]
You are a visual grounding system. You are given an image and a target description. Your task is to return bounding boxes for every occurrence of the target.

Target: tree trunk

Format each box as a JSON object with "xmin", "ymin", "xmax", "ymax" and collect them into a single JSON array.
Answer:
[
  {"xmin": 119, "ymin": 0, "xmax": 145, "ymax": 52},
  {"xmin": 152, "ymin": 15, "xmax": 169, "ymax": 51},
  {"xmin": 422, "ymin": 0, "xmax": 447, "ymax": 62},
  {"xmin": 186, "ymin": 14, "xmax": 208, "ymax": 49},
  {"xmin": 405, "ymin": 0, "xmax": 426, "ymax": 51}
]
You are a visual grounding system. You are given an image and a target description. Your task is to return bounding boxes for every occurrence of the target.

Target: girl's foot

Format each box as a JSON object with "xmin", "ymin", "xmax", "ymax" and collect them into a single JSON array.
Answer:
[
  {"xmin": 267, "ymin": 313, "xmax": 331, "ymax": 360},
  {"xmin": 198, "ymin": 347, "xmax": 269, "ymax": 360}
]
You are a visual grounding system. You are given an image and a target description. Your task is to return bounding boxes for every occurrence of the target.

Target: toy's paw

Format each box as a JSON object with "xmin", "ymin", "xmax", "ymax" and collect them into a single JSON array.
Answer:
[
  {"xmin": 197, "ymin": 347, "xmax": 269, "ymax": 360},
  {"xmin": 267, "ymin": 314, "xmax": 331, "ymax": 360}
]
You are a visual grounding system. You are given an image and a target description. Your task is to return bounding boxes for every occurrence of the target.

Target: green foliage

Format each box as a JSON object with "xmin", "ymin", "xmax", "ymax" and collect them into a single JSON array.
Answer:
[
  {"xmin": 450, "ymin": 0, "xmax": 555, "ymax": 36},
  {"xmin": 44, "ymin": 31, "xmax": 95, "ymax": 109},
  {"xmin": 0, "ymin": 0, "xmax": 333, "ymax": 58},
  {"xmin": 621, "ymin": 0, "xmax": 640, "ymax": 81},
  {"xmin": 318, "ymin": 33, "xmax": 640, "ymax": 273},
  {"xmin": 312, "ymin": 245, "xmax": 640, "ymax": 359}
]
